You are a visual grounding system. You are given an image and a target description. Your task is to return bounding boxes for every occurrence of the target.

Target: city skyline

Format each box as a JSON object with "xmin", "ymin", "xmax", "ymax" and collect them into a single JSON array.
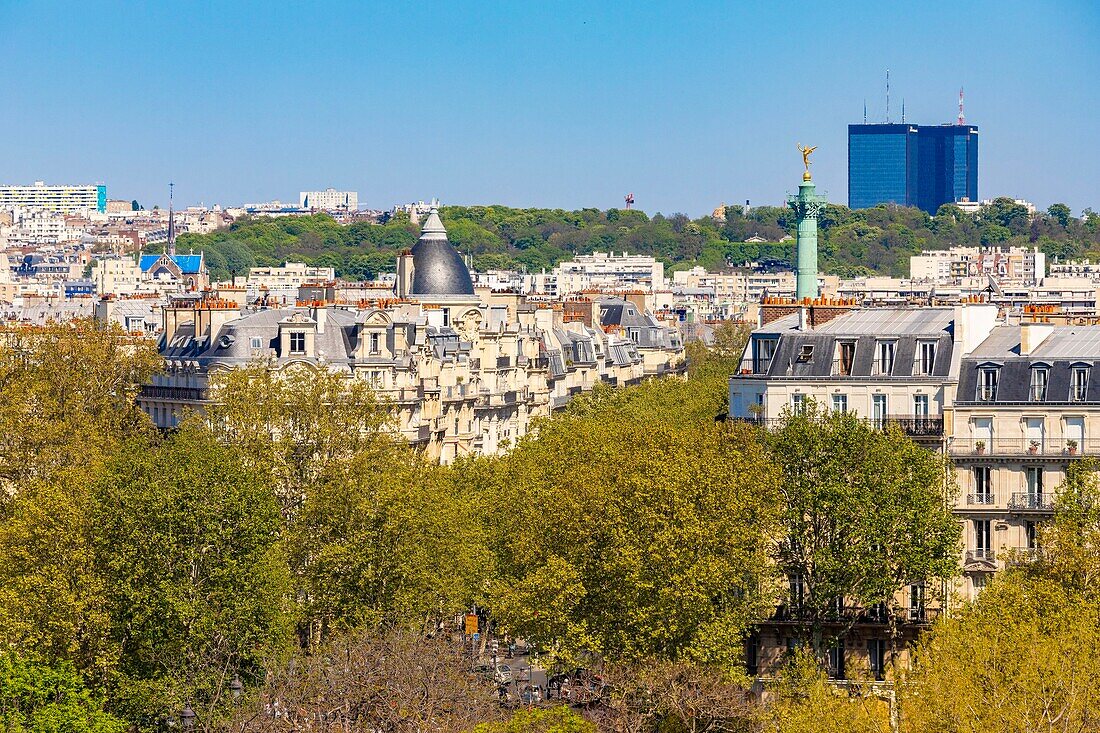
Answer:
[{"xmin": 1, "ymin": 1, "xmax": 1097, "ymax": 215}]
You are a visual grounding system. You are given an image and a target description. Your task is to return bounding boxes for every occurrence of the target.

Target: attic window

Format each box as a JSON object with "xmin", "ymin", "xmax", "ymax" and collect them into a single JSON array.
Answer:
[
  {"xmin": 797, "ymin": 344, "xmax": 814, "ymax": 362},
  {"xmin": 250, "ymin": 337, "xmax": 263, "ymax": 349}
]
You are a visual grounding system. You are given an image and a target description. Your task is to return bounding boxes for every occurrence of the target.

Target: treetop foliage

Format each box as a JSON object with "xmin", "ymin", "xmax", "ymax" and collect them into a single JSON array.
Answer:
[{"xmin": 169, "ymin": 200, "xmax": 1100, "ymax": 282}]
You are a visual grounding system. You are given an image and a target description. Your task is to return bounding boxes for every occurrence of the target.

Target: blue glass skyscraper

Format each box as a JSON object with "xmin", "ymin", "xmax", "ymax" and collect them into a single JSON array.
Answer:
[{"xmin": 848, "ymin": 123, "xmax": 978, "ymax": 214}]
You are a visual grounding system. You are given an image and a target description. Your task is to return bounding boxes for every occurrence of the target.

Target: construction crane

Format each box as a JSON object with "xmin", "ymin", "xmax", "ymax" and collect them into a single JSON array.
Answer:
[{"xmin": 624, "ymin": 193, "xmax": 634, "ymax": 210}]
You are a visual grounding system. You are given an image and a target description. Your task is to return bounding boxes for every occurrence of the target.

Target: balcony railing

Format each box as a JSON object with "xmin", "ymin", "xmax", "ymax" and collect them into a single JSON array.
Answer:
[
  {"xmin": 731, "ymin": 415, "xmax": 943, "ymax": 437},
  {"xmin": 965, "ymin": 549, "xmax": 996, "ymax": 564},
  {"xmin": 1008, "ymin": 492, "xmax": 1055, "ymax": 512},
  {"xmin": 966, "ymin": 493, "xmax": 995, "ymax": 506},
  {"xmin": 139, "ymin": 385, "xmax": 209, "ymax": 401},
  {"xmin": 950, "ymin": 438, "xmax": 1093, "ymax": 457},
  {"xmin": 770, "ymin": 604, "xmax": 940, "ymax": 626}
]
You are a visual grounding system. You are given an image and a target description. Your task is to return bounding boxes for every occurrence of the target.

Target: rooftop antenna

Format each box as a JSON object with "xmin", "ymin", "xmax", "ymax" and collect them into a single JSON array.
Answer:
[
  {"xmin": 863, "ymin": 100, "xmax": 867, "ymax": 124},
  {"xmin": 885, "ymin": 69, "xmax": 890, "ymax": 123},
  {"xmin": 901, "ymin": 99, "xmax": 906, "ymax": 123},
  {"xmin": 957, "ymin": 86, "xmax": 966, "ymax": 125},
  {"xmin": 167, "ymin": 182, "xmax": 176, "ymax": 257}
]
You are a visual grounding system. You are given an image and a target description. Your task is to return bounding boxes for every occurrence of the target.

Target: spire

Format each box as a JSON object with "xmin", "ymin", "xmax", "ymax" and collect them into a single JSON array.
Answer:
[
  {"xmin": 167, "ymin": 182, "xmax": 176, "ymax": 257},
  {"xmin": 419, "ymin": 207, "xmax": 448, "ymax": 241},
  {"xmin": 957, "ymin": 86, "xmax": 966, "ymax": 125}
]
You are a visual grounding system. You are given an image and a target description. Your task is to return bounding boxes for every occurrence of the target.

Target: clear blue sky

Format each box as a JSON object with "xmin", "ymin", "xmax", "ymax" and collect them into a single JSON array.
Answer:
[{"xmin": 1, "ymin": 0, "xmax": 1097, "ymax": 216}]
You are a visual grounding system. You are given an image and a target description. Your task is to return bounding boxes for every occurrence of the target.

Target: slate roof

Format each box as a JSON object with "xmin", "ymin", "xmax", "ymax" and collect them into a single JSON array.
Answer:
[
  {"xmin": 749, "ymin": 307, "xmax": 956, "ymax": 380},
  {"xmin": 410, "ymin": 209, "xmax": 475, "ymax": 296},
  {"xmin": 958, "ymin": 324, "xmax": 1100, "ymax": 404}
]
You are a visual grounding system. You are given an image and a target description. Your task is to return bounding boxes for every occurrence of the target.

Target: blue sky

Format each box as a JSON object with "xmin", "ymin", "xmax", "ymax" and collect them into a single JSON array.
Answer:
[{"xmin": 1, "ymin": 0, "xmax": 1097, "ymax": 215}]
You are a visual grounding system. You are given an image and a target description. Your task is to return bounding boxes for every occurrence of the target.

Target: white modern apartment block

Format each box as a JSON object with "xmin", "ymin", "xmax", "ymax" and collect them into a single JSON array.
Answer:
[
  {"xmin": 910, "ymin": 245, "xmax": 1046, "ymax": 286},
  {"xmin": 242, "ymin": 262, "xmax": 337, "ymax": 304},
  {"xmin": 554, "ymin": 251, "xmax": 665, "ymax": 295},
  {"xmin": 300, "ymin": 189, "xmax": 358, "ymax": 211},
  {"xmin": 0, "ymin": 182, "xmax": 106, "ymax": 214}
]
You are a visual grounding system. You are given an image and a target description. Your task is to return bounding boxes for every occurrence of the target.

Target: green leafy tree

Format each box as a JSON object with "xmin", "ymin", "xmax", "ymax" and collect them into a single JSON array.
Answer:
[
  {"xmin": 901, "ymin": 576, "xmax": 1100, "ymax": 732},
  {"xmin": 478, "ymin": 379, "xmax": 779, "ymax": 668},
  {"xmin": 93, "ymin": 426, "xmax": 292, "ymax": 726},
  {"xmin": 763, "ymin": 404, "xmax": 959, "ymax": 661},
  {"xmin": 0, "ymin": 322, "xmax": 159, "ymax": 494},
  {"xmin": 473, "ymin": 707, "xmax": 595, "ymax": 733},
  {"xmin": 204, "ymin": 365, "xmax": 395, "ymax": 518},
  {"xmin": 1046, "ymin": 203, "xmax": 1073, "ymax": 228},
  {"xmin": 0, "ymin": 653, "xmax": 126, "ymax": 733}
]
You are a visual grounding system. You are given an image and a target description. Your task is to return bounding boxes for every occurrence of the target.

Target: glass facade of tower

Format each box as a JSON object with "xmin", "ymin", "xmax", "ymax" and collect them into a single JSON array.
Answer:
[
  {"xmin": 848, "ymin": 124, "xmax": 918, "ymax": 209},
  {"xmin": 848, "ymin": 123, "xmax": 978, "ymax": 214}
]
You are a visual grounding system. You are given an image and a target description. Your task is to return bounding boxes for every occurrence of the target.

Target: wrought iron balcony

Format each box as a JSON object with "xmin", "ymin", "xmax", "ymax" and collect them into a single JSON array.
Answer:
[
  {"xmin": 966, "ymin": 493, "xmax": 995, "ymax": 506},
  {"xmin": 965, "ymin": 549, "xmax": 996, "ymax": 565},
  {"xmin": 729, "ymin": 414, "xmax": 943, "ymax": 437},
  {"xmin": 1008, "ymin": 493, "xmax": 1055, "ymax": 512},
  {"xmin": 139, "ymin": 385, "xmax": 209, "ymax": 401}
]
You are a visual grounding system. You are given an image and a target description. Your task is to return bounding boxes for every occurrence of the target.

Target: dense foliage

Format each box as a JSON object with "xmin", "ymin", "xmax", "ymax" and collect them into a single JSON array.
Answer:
[
  {"xmin": 0, "ymin": 322, "xmax": 1096, "ymax": 732},
  {"xmin": 169, "ymin": 200, "xmax": 1100, "ymax": 281}
]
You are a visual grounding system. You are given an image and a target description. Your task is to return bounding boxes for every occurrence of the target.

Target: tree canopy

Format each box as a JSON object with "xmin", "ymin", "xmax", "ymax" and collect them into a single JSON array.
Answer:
[{"xmin": 170, "ymin": 200, "xmax": 1100, "ymax": 282}]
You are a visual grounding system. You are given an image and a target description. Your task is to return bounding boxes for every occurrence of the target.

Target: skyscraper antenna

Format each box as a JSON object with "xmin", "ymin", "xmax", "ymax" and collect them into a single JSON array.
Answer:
[
  {"xmin": 885, "ymin": 69, "xmax": 890, "ymax": 123},
  {"xmin": 167, "ymin": 182, "xmax": 176, "ymax": 257},
  {"xmin": 901, "ymin": 99, "xmax": 906, "ymax": 123},
  {"xmin": 863, "ymin": 100, "xmax": 867, "ymax": 124},
  {"xmin": 957, "ymin": 86, "xmax": 965, "ymax": 125}
]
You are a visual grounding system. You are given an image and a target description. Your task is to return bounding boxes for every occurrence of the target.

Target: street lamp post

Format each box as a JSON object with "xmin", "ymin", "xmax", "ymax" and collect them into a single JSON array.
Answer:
[
  {"xmin": 229, "ymin": 674, "xmax": 243, "ymax": 704},
  {"xmin": 180, "ymin": 703, "xmax": 195, "ymax": 732}
]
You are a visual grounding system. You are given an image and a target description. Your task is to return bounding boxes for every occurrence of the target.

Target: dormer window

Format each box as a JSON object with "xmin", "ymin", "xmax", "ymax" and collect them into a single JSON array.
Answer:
[
  {"xmin": 835, "ymin": 340, "xmax": 856, "ymax": 375},
  {"xmin": 1029, "ymin": 366, "xmax": 1049, "ymax": 401},
  {"xmin": 917, "ymin": 341, "xmax": 936, "ymax": 376},
  {"xmin": 978, "ymin": 366, "xmax": 999, "ymax": 401},
  {"xmin": 753, "ymin": 337, "xmax": 777, "ymax": 374},
  {"xmin": 289, "ymin": 332, "xmax": 306, "ymax": 355},
  {"xmin": 873, "ymin": 340, "xmax": 896, "ymax": 375},
  {"xmin": 1072, "ymin": 365, "xmax": 1090, "ymax": 401},
  {"xmin": 797, "ymin": 344, "xmax": 814, "ymax": 362},
  {"xmin": 370, "ymin": 332, "xmax": 381, "ymax": 354}
]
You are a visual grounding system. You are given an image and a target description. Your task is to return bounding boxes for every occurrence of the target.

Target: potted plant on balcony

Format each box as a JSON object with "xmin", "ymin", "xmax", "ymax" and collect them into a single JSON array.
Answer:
[
  {"xmin": 1067, "ymin": 438, "xmax": 1078, "ymax": 456},
  {"xmin": 974, "ymin": 440, "xmax": 986, "ymax": 455},
  {"xmin": 1029, "ymin": 440, "xmax": 1041, "ymax": 455}
]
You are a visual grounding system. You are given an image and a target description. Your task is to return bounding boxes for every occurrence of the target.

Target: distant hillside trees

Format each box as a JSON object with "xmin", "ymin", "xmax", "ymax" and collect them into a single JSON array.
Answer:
[{"xmin": 168, "ymin": 200, "xmax": 1100, "ymax": 282}]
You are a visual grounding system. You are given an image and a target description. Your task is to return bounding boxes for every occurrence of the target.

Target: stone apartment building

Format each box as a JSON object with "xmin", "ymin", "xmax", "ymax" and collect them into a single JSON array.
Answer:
[
  {"xmin": 949, "ymin": 321, "xmax": 1100, "ymax": 601},
  {"xmin": 139, "ymin": 209, "xmax": 684, "ymax": 463}
]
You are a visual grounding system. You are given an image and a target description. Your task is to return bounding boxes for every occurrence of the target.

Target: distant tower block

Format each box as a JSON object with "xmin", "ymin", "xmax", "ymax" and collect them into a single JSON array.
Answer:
[
  {"xmin": 791, "ymin": 144, "xmax": 827, "ymax": 300},
  {"xmin": 624, "ymin": 193, "xmax": 634, "ymax": 210}
]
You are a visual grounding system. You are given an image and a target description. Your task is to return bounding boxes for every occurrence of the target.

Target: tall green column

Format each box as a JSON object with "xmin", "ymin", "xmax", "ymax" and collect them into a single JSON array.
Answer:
[{"xmin": 789, "ymin": 174, "xmax": 827, "ymax": 301}]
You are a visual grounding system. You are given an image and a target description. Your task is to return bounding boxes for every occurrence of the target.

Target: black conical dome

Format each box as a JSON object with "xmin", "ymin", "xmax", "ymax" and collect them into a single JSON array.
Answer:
[{"xmin": 410, "ymin": 209, "xmax": 474, "ymax": 296}]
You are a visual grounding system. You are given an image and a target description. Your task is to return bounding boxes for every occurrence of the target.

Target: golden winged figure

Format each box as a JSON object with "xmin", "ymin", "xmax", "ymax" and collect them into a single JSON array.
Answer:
[{"xmin": 797, "ymin": 143, "xmax": 817, "ymax": 173}]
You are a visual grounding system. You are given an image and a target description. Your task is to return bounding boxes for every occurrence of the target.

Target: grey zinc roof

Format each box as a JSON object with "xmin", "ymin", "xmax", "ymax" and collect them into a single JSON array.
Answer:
[
  {"xmin": 756, "ymin": 307, "xmax": 954, "ymax": 337},
  {"xmin": 968, "ymin": 324, "xmax": 1100, "ymax": 360},
  {"xmin": 813, "ymin": 308, "xmax": 954, "ymax": 335}
]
